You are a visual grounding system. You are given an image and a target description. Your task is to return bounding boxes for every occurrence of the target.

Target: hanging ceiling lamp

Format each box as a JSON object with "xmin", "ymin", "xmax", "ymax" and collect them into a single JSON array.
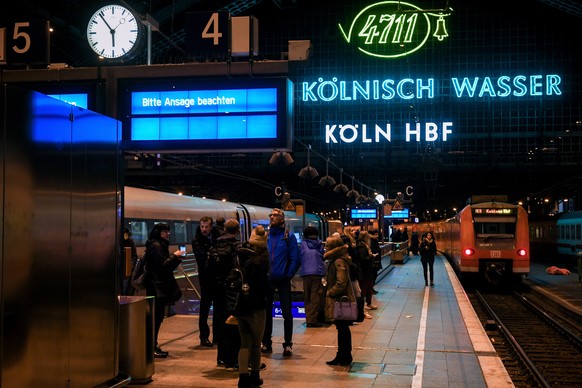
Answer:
[
  {"xmin": 346, "ymin": 176, "xmax": 360, "ymax": 198},
  {"xmin": 333, "ymin": 168, "xmax": 348, "ymax": 193},
  {"xmin": 318, "ymin": 158, "xmax": 336, "ymax": 186},
  {"xmin": 298, "ymin": 145, "xmax": 319, "ymax": 178}
]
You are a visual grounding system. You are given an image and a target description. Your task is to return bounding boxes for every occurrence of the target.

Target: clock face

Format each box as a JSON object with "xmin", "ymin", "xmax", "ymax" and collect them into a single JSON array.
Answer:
[{"xmin": 87, "ymin": 5, "xmax": 141, "ymax": 59}]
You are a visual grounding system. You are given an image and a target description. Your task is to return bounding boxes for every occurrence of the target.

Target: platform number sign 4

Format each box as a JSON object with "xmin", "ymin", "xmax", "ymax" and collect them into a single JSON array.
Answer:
[{"xmin": 184, "ymin": 12, "xmax": 229, "ymax": 58}]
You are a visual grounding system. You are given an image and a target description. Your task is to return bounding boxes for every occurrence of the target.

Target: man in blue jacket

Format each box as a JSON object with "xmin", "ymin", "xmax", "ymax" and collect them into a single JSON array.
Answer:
[{"xmin": 262, "ymin": 208, "xmax": 300, "ymax": 357}]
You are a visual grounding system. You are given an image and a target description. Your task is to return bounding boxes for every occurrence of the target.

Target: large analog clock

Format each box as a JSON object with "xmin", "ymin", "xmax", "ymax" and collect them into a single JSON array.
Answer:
[{"xmin": 87, "ymin": 4, "xmax": 141, "ymax": 59}]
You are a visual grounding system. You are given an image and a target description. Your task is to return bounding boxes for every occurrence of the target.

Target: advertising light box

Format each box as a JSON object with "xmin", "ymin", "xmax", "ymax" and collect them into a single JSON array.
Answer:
[{"xmin": 119, "ymin": 77, "xmax": 293, "ymax": 152}]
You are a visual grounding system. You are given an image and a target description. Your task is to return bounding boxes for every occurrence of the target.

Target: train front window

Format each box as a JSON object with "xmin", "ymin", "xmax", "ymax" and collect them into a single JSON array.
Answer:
[{"xmin": 474, "ymin": 220, "xmax": 516, "ymax": 239}]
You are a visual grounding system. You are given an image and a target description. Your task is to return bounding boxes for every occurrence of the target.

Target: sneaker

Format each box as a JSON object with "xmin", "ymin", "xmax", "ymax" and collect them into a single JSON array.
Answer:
[
  {"xmin": 261, "ymin": 344, "xmax": 272, "ymax": 354},
  {"xmin": 283, "ymin": 346, "xmax": 293, "ymax": 357},
  {"xmin": 364, "ymin": 311, "xmax": 373, "ymax": 319},
  {"xmin": 225, "ymin": 364, "xmax": 238, "ymax": 371},
  {"xmin": 367, "ymin": 304, "xmax": 378, "ymax": 310},
  {"xmin": 430, "ymin": 283, "xmax": 435, "ymax": 287}
]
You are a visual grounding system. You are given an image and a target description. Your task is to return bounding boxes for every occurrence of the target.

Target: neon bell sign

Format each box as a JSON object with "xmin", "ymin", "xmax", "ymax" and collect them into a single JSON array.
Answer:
[{"xmin": 339, "ymin": 1, "xmax": 452, "ymax": 58}]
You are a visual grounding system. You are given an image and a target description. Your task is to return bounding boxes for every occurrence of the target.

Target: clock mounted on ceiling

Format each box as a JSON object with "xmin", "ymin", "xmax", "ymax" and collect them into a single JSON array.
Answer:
[{"xmin": 87, "ymin": 4, "xmax": 142, "ymax": 60}]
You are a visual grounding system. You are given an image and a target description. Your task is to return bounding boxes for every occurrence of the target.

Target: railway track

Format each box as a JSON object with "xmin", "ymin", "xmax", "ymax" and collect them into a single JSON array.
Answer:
[{"xmin": 469, "ymin": 290, "xmax": 582, "ymax": 387}]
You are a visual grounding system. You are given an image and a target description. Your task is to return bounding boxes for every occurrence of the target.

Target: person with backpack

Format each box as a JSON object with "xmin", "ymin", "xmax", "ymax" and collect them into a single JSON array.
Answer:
[
  {"xmin": 143, "ymin": 223, "xmax": 185, "ymax": 358},
  {"xmin": 235, "ymin": 225, "xmax": 270, "ymax": 388},
  {"xmin": 207, "ymin": 219, "xmax": 242, "ymax": 370},
  {"xmin": 262, "ymin": 208, "xmax": 300, "ymax": 357},
  {"xmin": 191, "ymin": 216, "xmax": 221, "ymax": 347}
]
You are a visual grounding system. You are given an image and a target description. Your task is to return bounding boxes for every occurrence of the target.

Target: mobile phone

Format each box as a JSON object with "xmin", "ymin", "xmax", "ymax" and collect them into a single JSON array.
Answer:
[{"xmin": 179, "ymin": 245, "xmax": 186, "ymax": 253}]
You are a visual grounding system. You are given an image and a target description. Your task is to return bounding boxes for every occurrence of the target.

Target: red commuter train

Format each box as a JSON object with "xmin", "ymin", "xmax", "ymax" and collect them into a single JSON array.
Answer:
[{"xmin": 416, "ymin": 195, "xmax": 530, "ymax": 286}]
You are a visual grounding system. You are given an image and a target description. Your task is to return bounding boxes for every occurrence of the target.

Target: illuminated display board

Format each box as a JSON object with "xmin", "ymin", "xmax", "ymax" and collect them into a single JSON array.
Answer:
[
  {"xmin": 351, "ymin": 208, "xmax": 378, "ymax": 219},
  {"xmin": 119, "ymin": 77, "xmax": 293, "ymax": 152},
  {"xmin": 48, "ymin": 93, "xmax": 88, "ymax": 109},
  {"xmin": 473, "ymin": 208, "xmax": 517, "ymax": 216},
  {"xmin": 384, "ymin": 209, "xmax": 410, "ymax": 219}
]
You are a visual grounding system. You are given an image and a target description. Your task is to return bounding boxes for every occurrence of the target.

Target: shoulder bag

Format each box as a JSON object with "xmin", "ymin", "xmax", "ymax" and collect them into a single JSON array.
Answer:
[{"xmin": 333, "ymin": 271, "xmax": 358, "ymax": 321}]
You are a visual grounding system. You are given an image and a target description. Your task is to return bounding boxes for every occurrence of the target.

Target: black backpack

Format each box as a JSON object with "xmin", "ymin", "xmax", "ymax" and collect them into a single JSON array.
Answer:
[
  {"xmin": 131, "ymin": 251, "xmax": 149, "ymax": 290},
  {"xmin": 226, "ymin": 256, "xmax": 251, "ymax": 316},
  {"xmin": 206, "ymin": 240, "xmax": 238, "ymax": 284}
]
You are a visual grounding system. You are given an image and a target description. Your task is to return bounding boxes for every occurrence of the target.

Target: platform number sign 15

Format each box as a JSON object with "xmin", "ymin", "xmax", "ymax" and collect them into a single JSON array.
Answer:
[
  {"xmin": 0, "ymin": 20, "xmax": 50, "ymax": 65},
  {"xmin": 184, "ymin": 12, "xmax": 229, "ymax": 59}
]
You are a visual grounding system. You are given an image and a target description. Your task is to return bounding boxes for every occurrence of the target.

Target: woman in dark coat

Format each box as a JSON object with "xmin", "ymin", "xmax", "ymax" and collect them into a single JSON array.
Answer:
[
  {"xmin": 324, "ymin": 236, "xmax": 356, "ymax": 366},
  {"xmin": 419, "ymin": 231, "xmax": 437, "ymax": 287},
  {"xmin": 144, "ymin": 223, "xmax": 185, "ymax": 358},
  {"xmin": 235, "ymin": 225, "xmax": 270, "ymax": 388}
]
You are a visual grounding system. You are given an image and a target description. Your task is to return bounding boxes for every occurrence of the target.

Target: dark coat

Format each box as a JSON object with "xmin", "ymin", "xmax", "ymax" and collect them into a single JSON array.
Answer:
[
  {"xmin": 237, "ymin": 240, "xmax": 270, "ymax": 313},
  {"xmin": 324, "ymin": 244, "xmax": 355, "ymax": 322},
  {"xmin": 191, "ymin": 226, "xmax": 221, "ymax": 277},
  {"xmin": 144, "ymin": 238, "xmax": 182, "ymax": 302},
  {"xmin": 419, "ymin": 237, "xmax": 437, "ymax": 261}
]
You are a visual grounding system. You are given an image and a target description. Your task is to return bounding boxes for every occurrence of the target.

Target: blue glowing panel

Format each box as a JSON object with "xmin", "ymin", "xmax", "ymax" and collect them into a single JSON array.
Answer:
[
  {"xmin": 351, "ymin": 208, "xmax": 378, "ymax": 219},
  {"xmin": 384, "ymin": 209, "xmax": 410, "ymax": 219},
  {"xmin": 48, "ymin": 93, "xmax": 88, "ymax": 109},
  {"xmin": 120, "ymin": 77, "xmax": 292, "ymax": 152},
  {"xmin": 32, "ymin": 92, "xmax": 118, "ymax": 143}
]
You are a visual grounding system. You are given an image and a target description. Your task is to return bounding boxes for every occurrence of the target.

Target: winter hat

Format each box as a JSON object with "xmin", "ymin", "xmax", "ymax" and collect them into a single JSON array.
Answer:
[
  {"xmin": 249, "ymin": 225, "xmax": 268, "ymax": 249},
  {"xmin": 325, "ymin": 235, "xmax": 345, "ymax": 251}
]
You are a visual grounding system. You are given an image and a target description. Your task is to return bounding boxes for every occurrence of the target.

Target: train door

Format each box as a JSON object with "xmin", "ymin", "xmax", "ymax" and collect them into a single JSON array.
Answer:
[{"xmin": 237, "ymin": 206, "xmax": 252, "ymax": 242}]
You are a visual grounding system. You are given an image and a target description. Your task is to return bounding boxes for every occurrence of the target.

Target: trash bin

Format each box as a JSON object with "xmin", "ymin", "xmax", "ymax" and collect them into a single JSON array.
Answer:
[
  {"xmin": 119, "ymin": 295, "xmax": 155, "ymax": 384},
  {"xmin": 391, "ymin": 243, "xmax": 404, "ymax": 264}
]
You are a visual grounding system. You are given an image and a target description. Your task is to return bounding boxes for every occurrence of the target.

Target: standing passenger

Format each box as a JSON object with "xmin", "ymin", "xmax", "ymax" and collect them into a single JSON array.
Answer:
[
  {"xmin": 299, "ymin": 226, "xmax": 326, "ymax": 328},
  {"xmin": 419, "ymin": 232, "xmax": 437, "ymax": 287},
  {"xmin": 236, "ymin": 226, "xmax": 270, "ymax": 388},
  {"xmin": 355, "ymin": 231, "xmax": 377, "ymax": 317},
  {"xmin": 191, "ymin": 216, "xmax": 221, "ymax": 347},
  {"xmin": 324, "ymin": 236, "xmax": 354, "ymax": 366},
  {"xmin": 143, "ymin": 223, "xmax": 185, "ymax": 358},
  {"xmin": 208, "ymin": 219, "xmax": 242, "ymax": 370},
  {"xmin": 369, "ymin": 229, "xmax": 382, "ymax": 294},
  {"xmin": 121, "ymin": 227, "xmax": 138, "ymax": 295},
  {"xmin": 262, "ymin": 208, "xmax": 300, "ymax": 357}
]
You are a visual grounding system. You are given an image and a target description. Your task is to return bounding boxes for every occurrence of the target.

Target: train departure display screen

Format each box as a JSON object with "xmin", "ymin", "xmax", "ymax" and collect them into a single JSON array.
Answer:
[
  {"xmin": 351, "ymin": 208, "xmax": 378, "ymax": 219},
  {"xmin": 384, "ymin": 209, "xmax": 409, "ymax": 219},
  {"xmin": 119, "ymin": 77, "xmax": 293, "ymax": 152},
  {"xmin": 48, "ymin": 93, "xmax": 88, "ymax": 109},
  {"xmin": 473, "ymin": 208, "xmax": 516, "ymax": 215}
]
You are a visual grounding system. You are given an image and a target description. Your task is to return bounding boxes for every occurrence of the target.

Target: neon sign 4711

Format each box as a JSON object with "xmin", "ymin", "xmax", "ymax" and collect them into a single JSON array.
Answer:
[{"xmin": 339, "ymin": 1, "xmax": 451, "ymax": 59}]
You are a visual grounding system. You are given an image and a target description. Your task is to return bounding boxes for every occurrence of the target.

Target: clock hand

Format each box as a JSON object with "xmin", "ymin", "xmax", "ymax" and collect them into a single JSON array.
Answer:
[{"xmin": 99, "ymin": 14, "xmax": 115, "ymax": 32}]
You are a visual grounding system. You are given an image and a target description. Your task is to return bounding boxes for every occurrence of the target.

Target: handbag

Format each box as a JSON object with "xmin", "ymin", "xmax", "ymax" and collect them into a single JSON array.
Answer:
[
  {"xmin": 333, "ymin": 276, "xmax": 358, "ymax": 321},
  {"xmin": 130, "ymin": 257, "xmax": 148, "ymax": 290},
  {"xmin": 333, "ymin": 296, "xmax": 358, "ymax": 321},
  {"xmin": 153, "ymin": 277, "xmax": 182, "ymax": 303}
]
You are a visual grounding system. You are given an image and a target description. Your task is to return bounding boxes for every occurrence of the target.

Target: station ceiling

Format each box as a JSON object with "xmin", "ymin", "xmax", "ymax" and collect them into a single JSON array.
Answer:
[{"xmin": 3, "ymin": 0, "xmax": 582, "ymax": 216}]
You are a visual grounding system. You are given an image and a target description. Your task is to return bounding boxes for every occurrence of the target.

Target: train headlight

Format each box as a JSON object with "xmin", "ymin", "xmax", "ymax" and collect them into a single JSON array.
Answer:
[
  {"xmin": 517, "ymin": 249, "xmax": 527, "ymax": 256},
  {"xmin": 464, "ymin": 248, "xmax": 475, "ymax": 256}
]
